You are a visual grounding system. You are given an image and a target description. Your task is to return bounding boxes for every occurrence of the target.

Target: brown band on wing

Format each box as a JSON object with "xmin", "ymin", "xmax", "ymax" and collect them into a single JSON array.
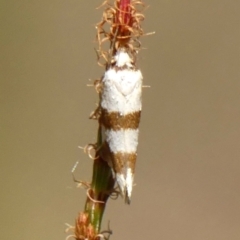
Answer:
[
  {"xmin": 99, "ymin": 108, "xmax": 141, "ymax": 130},
  {"xmin": 113, "ymin": 66, "xmax": 137, "ymax": 71},
  {"xmin": 111, "ymin": 152, "xmax": 137, "ymax": 174}
]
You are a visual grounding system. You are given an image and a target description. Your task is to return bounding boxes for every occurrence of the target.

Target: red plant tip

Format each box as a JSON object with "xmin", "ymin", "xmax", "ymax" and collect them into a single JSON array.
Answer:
[
  {"xmin": 117, "ymin": 0, "xmax": 131, "ymax": 25},
  {"xmin": 115, "ymin": 0, "xmax": 133, "ymax": 37}
]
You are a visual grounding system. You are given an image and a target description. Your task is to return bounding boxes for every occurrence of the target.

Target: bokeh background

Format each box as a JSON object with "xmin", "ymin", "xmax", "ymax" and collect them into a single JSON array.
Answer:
[{"xmin": 1, "ymin": 0, "xmax": 240, "ymax": 239}]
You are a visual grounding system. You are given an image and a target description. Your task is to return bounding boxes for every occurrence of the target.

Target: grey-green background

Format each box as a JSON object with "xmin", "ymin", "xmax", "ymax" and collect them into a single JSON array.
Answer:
[{"xmin": 1, "ymin": 0, "xmax": 240, "ymax": 239}]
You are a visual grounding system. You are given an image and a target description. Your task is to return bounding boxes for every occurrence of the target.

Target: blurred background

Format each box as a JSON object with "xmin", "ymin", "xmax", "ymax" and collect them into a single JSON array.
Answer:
[{"xmin": 1, "ymin": 0, "xmax": 240, "ymax": 239}]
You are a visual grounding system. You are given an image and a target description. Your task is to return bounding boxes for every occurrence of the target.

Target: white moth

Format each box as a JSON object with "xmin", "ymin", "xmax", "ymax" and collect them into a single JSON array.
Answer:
[{"xmin": 99, "ymin": 48, "xmax": 142, "ymax": 203}]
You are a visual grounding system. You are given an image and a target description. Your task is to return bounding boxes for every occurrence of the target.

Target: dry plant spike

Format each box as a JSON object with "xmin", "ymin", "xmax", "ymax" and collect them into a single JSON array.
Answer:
[
  {"xmin": 74, "ymin": 212, "xmax": 97, "ymax": 240},
  {"xmin": 96, "ymin": 0, "xmax": 146, "ymax": 66},
  {"xmin": 72, "ymin": 211, "xmax": 112, "ymax": 240}
]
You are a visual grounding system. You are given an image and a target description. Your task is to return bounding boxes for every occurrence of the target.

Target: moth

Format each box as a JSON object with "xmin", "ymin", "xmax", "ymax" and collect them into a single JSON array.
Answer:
[{"xmin": 99, "ymin": 48, "xmax": 142, "ymax": 203}]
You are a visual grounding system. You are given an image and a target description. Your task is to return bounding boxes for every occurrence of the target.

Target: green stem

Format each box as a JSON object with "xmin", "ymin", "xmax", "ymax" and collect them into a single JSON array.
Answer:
[{"xmin": 84, "ymin": 126, "xmax": 114, "ymax": 233}]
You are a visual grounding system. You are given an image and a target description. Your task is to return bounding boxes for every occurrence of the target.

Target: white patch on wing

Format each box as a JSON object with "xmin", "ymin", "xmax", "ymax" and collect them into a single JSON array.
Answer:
[
  {"xmin": 116, "ymin": 173, "xmax": 126, "ymax": 195},
  {"xmin": 101, "ymin": 69, "xmax": 142, "ymax": 114},
  {"xmin": 104, "ymin": 129, "xmax": 139, "ymax": 153},
  {"xmin": 114, "ymin": 50, "xmax": 133, "ymax": 68},
  {"xmin": 125, "ymin": 168, "xmax": 134, "ymax": 199},
  {"xmin": 116, "ymin": 169, "xmax": 134, "ymax": 203}
]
